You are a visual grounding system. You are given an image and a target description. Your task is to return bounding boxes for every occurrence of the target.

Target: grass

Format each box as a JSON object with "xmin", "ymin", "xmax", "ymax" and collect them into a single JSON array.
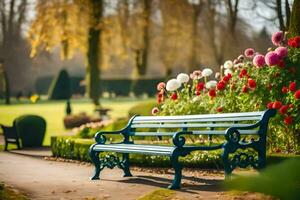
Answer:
[
  {"xmin": 0, "ymin": 98, "xmax": 153, "ymax": 145},
  {"xmin": 137, "ymin": 189, "xmax": 175, "ymax": 200},
  {"xmin": 0, "ymin": 182, "xmax": 28, "ymax": 200}
]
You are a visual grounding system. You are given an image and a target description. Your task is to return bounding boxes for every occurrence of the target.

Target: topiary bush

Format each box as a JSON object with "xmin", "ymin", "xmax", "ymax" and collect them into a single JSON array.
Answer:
[
  {"xmin": 48, "ymin": 69, "xmax": 71, "ymax": 100},
  {"xmin": 14, "ymin": 115, "xmax": 46, "ymax": 147}
]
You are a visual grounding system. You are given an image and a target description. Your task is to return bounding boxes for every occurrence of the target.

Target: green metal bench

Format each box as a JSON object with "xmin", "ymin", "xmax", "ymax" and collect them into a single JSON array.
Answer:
[{"xmin": 89, "ymin": 109, "xmax": 276, "ymax": 189}]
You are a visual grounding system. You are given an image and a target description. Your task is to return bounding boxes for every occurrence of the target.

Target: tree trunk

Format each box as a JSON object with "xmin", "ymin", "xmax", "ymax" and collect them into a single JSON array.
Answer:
[
  {"xmin": 289, "ymin": 0, "xmax": 300, "ymax": 36},
  {"xmin": 136, "ymin": 0, "xmax": 151, "ymax": 76},
  {"xmin": 86, "ymin": 27, "xmax": 100, "ymax": 106},
  {"xmin": 86, "ymin": 0, "xmax": 103, "ymax": 106},
  {"xmin": 3, "ymin": 69, "xmax": 10, "ymax": 105}
]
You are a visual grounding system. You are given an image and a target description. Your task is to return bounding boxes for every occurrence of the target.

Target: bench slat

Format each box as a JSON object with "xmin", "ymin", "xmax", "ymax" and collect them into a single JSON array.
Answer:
[
  {"xmin": 131, "ymin": 123, "xmax": 254, "ymax": 129},
  {"xmin": 93, "ymin": 144, "xmax": 174, "ymax": 156},
  {"xmin": 130, "ymin": 129, "xmax": 258, "ymax": 136},
  {"xmin": 133, "ymin": 111, "xmax": 264, "ymax": 122},
  {"xmin": 132, "ymin": 116, "xmax": 261, "ymax": 124}
]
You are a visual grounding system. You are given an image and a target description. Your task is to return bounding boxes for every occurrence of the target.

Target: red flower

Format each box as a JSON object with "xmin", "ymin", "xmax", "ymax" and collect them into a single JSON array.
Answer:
[
  {"xmin": 288, "ymin": 38, "xmax": 298, "ymax": 48},
  {"xmin": 208, "ymin": 89, "xmax": 216, "ymax": 98},
  {"xmin": 171, "ymin": 92, "xmax": 178, "ymax": 100},
  {"xmin": 278, "ymin": 60, "xmax": 285, "ymax": 68},
  {"xmin": 196, "ymin": 82, "xmax": 205, "ymax": 91},
  {"xmin": 272, "ymin": 101, "xmax": 282, "ymax": 109},
  {"xmin": 281, "ymin": 86, "xmax": 288, "ymax": 93},
  {"xmin": 289, "ymin": 104, "xmax": 294, "ymax": 108},
  {"xmin": 247, "ymin": 79, "xmax": 256, "ymax": 89},
  {"xmin": 289, "ymin": 82, "xmax": 296, "ymax": 91},
  {"xmin": 217, "ymin": 107, "xmax": 223, "ymax": 112},
  {"xmin": 294, "ymin": 89, "xmax": 300, "ymax": 100},
  {"xmin": 195, "ymin": 90, "xmax": 201, "ymax": 96},
  {"xmin": 284, "ymin": 116, "xmax": 293, "ymax": 125},
  {"xmin": 267, "ymin": 102, "xmax": 274, "ymax": 109},
  {"xmin": 227, "ymin": 73, "xmax": 232, "ymax": 79},
  {"xmin": 279, "ymin": 105, "xmax": 288, "ymax": 115},
  {"xmin": 239, "ymin": 69, "xmax": 247, "ymax": 78},
  {"xmin": 157, "ymin": 92, "xmax": 164, "ymax": 103},
  {"xmin": 223, "ymin": 76, "xmax": 230, "ymax": 82},
  {"xmin": 295, "ymin": 36, "xmax": 300, "ymax": 44},
  {"xmin": 242, "ymin": 85, "xmax": 248, "ymax": 93},
  {"xmin": 216, "ymin": 81, "xmax": 226, "ymax": 90}
]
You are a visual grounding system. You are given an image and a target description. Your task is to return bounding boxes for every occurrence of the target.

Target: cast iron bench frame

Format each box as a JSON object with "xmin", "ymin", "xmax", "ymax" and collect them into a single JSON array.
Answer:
[{"xmin": 89, "ymin": 109, "xmax": 276, "ymax": 189}]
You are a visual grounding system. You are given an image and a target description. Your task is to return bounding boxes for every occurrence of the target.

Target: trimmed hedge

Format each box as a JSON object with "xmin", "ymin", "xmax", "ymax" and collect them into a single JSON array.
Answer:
[
  {"xmin": 15, "ymin": 115, "xmax": 46, "ymax": 147},
  {"xmin": 51, "ymin": 136, "xmax": 223, "ymax": 168},
  {"xmin": 48, "ymin": 69, "xmax": 71, "ymax": 100},
  {"xmin": 36, "ymin": 76, "xmax": 164, "ymax": 96},
  {"xmin": 51, "ymin": 136, "xmax": 300, "ymax": 169}
]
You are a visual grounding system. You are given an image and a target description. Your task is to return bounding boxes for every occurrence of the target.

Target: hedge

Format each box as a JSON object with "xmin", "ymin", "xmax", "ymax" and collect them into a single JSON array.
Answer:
[
  {"xmin": 36, "ymin": 76, "xmax": 164, "ymax": 96},
  {"xmin": 51, "ymin": 136, "xmax": 300, "ymax": 169}
]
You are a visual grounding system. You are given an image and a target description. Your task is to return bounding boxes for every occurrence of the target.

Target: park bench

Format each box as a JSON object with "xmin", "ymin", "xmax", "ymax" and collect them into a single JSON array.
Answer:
[{"xmin": 89, "ymin": 109, "xmax": 276, "ymax": 189}]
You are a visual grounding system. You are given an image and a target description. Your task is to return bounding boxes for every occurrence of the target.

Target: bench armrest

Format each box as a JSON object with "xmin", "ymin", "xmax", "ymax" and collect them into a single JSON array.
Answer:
[
  {"xmin": 172, "ymin": 131, "xmax": 193, "ymax": 147},
  {"xmin": 94, "ymin": 130, "xmax": 126, "ymax": 144}
]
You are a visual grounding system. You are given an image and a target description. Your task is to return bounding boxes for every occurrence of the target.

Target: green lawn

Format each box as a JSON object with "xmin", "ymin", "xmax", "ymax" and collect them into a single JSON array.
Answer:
[{"xmin": 0, "ymin": 98, "xmax": 152, "ymax": 145}]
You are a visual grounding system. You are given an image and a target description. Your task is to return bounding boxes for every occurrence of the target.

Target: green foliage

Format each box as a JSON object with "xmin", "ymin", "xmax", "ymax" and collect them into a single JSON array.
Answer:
[
  {"xmin": 128, "ymin": 100, "xmax": 158, "ymax": 116},
  {"xmin": 48, "ymin": 69, "xmax": 71, "ymax": 100},
  {"xmin": 157, "ymin": 34, "xmax": 300, "ymax": 153},
  {"xmin": 14, "ymin": 115, "xmax": 46, "ymax": 147},
  {"xmin": 0, "ymin": 182, "xmax": 28, "ymax": 200},
  {"xmin": 225, "ymin": 158, "xmax": 300, "ymax": 200}
]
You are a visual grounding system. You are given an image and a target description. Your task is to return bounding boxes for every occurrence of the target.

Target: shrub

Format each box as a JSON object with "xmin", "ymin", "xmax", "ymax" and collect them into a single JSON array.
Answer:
[
  {"xmin": 48, "ymin": 69, "xmax": 71, "ymax": 100},
  {"xmin": 63, "ymin": 113, "xmax": 101, "ymax": 129},
  {"xmin": 14, "ymin": 115, "xmax": 46, "ymax": 147},
  {"xmin": 154, "ymin": 31, "xmax": 300, "ymax": 153},
  {"xmin": 51, "ymin": 136, "xmax": 299, "ymax": 169},
  {"xmin": 128, "ymin": 101, "xmax": 158, "ymax": 117}
]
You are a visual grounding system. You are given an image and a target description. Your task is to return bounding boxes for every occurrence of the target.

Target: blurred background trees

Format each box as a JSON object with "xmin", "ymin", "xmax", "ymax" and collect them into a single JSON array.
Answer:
[{"xmin": 0, "ymin": 0, "xmax": 296, "ymax": 105}]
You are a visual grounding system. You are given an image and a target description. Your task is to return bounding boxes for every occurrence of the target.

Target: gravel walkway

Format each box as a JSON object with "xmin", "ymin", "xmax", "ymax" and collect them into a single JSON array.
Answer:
[{"xmin": 0, "ymin": 150, "xmax": 271, "ymax": 200}]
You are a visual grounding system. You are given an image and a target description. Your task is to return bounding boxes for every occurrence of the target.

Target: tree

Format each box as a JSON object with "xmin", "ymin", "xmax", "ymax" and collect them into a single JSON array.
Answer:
[
  {"xmin": 29, "ymin": 0, "xmax": 103, "ymax": 106},
  {"xmin": 0, "ymin": 0, "xmax": 30, "ymax": 102},
  {"xmin": 289, "ymin": 0, "xmax": 300, "ymax": 36}
]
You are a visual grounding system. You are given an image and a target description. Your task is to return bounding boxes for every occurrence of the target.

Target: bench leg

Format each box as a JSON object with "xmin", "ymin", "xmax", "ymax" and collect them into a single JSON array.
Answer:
[
  {"xmin": 89, "ymin": 150, "xmax": 101, "ymax": 180},
  {"xmin": 122, "ymin": 153, "xmax": 133, "ymax": 177},
  {"xmin": 221, "ymin": 147, "xmax": 233, "ymax": 179},
  {"xmin": 169, "ymin": 154, "xmax": 182, "ymax": 189}
]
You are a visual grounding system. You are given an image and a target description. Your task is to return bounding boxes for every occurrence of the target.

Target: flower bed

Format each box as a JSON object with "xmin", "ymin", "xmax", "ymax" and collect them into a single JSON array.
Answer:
[{"xmin": 153, "ymin": 32, "xmax": 300, "ymax": 153}]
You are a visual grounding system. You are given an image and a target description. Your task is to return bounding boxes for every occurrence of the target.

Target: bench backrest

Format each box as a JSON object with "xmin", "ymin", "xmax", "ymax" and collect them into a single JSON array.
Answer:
[{"xmin": 126, "ymin": 109, "xmax": 276, "ymax": 137}]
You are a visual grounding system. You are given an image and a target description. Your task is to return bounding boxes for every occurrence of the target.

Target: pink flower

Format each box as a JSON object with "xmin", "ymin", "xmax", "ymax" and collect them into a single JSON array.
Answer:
[
  {"xmin": 253, "ymin": 54, "xmax": 265, "ymax": 67},
  {"xmin": 244, "ymin": 48, "xmax": 255, "ymax": 58},
  {"xmin": 151, "ymin": 107, "xmax": 159, "ymax": 115},
  {"xmin": 271, "ymin": 31, "xmax": 284, "ymax": 46},
  {"xmin": 275, "ymin": 46, "xmax": 288, "ymax": 59},
  {"xmin": 190, "ymin": 70, "xmax": 202, "ymax": 80},
  {"xmin": 265, "ymin": 51, "xmax": 279, "ymax": 66},
  {"xmin": 156, "ymin": 82, "xmax": 165, "ymax": 91}
]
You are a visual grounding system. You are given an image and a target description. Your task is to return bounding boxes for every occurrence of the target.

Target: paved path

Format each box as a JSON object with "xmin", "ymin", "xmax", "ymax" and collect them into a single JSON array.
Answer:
[{"xmin": 0, "ymin": 151, "xmax": 231, "ymax": 200}]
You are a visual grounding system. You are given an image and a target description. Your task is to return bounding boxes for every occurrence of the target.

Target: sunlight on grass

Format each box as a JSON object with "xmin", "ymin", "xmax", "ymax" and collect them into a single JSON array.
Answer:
[
  {"xmin": 137, "ymin": 189, "xmax": 175, "ymax": 200},
  {"xmin": 0, "ymin": 98, "xmax": 152, "ymax": 145}
]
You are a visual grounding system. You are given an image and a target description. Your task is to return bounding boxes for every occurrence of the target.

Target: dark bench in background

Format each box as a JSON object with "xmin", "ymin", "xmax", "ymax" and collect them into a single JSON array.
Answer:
[{"xmin": 89, "ymin": 109, "xmax": 276, "ymax": 189}]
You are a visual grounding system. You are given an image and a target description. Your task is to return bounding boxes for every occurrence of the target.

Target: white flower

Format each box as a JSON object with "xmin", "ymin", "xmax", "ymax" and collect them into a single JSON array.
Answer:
[
  {"xmin": 166, "ymin": 79, "xmax": 181, "ymax": 91},
  {"xmin": 176, "ymin": 73, "xmax": 189, "ymax": 83},
  {"xmin": 202, "ymin": 68, "xmax": 213, "ymax": 77},
  {"xmin": 224, "ymin": 60, "xmax": 233, "ymax": 69},
  {"xmin": 205, "ymin": 80, "xmax": 217, "ymax": 89},
  {"xmin": 224, "ymin": 69, "xmax": 233, "ymax": 76}
]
